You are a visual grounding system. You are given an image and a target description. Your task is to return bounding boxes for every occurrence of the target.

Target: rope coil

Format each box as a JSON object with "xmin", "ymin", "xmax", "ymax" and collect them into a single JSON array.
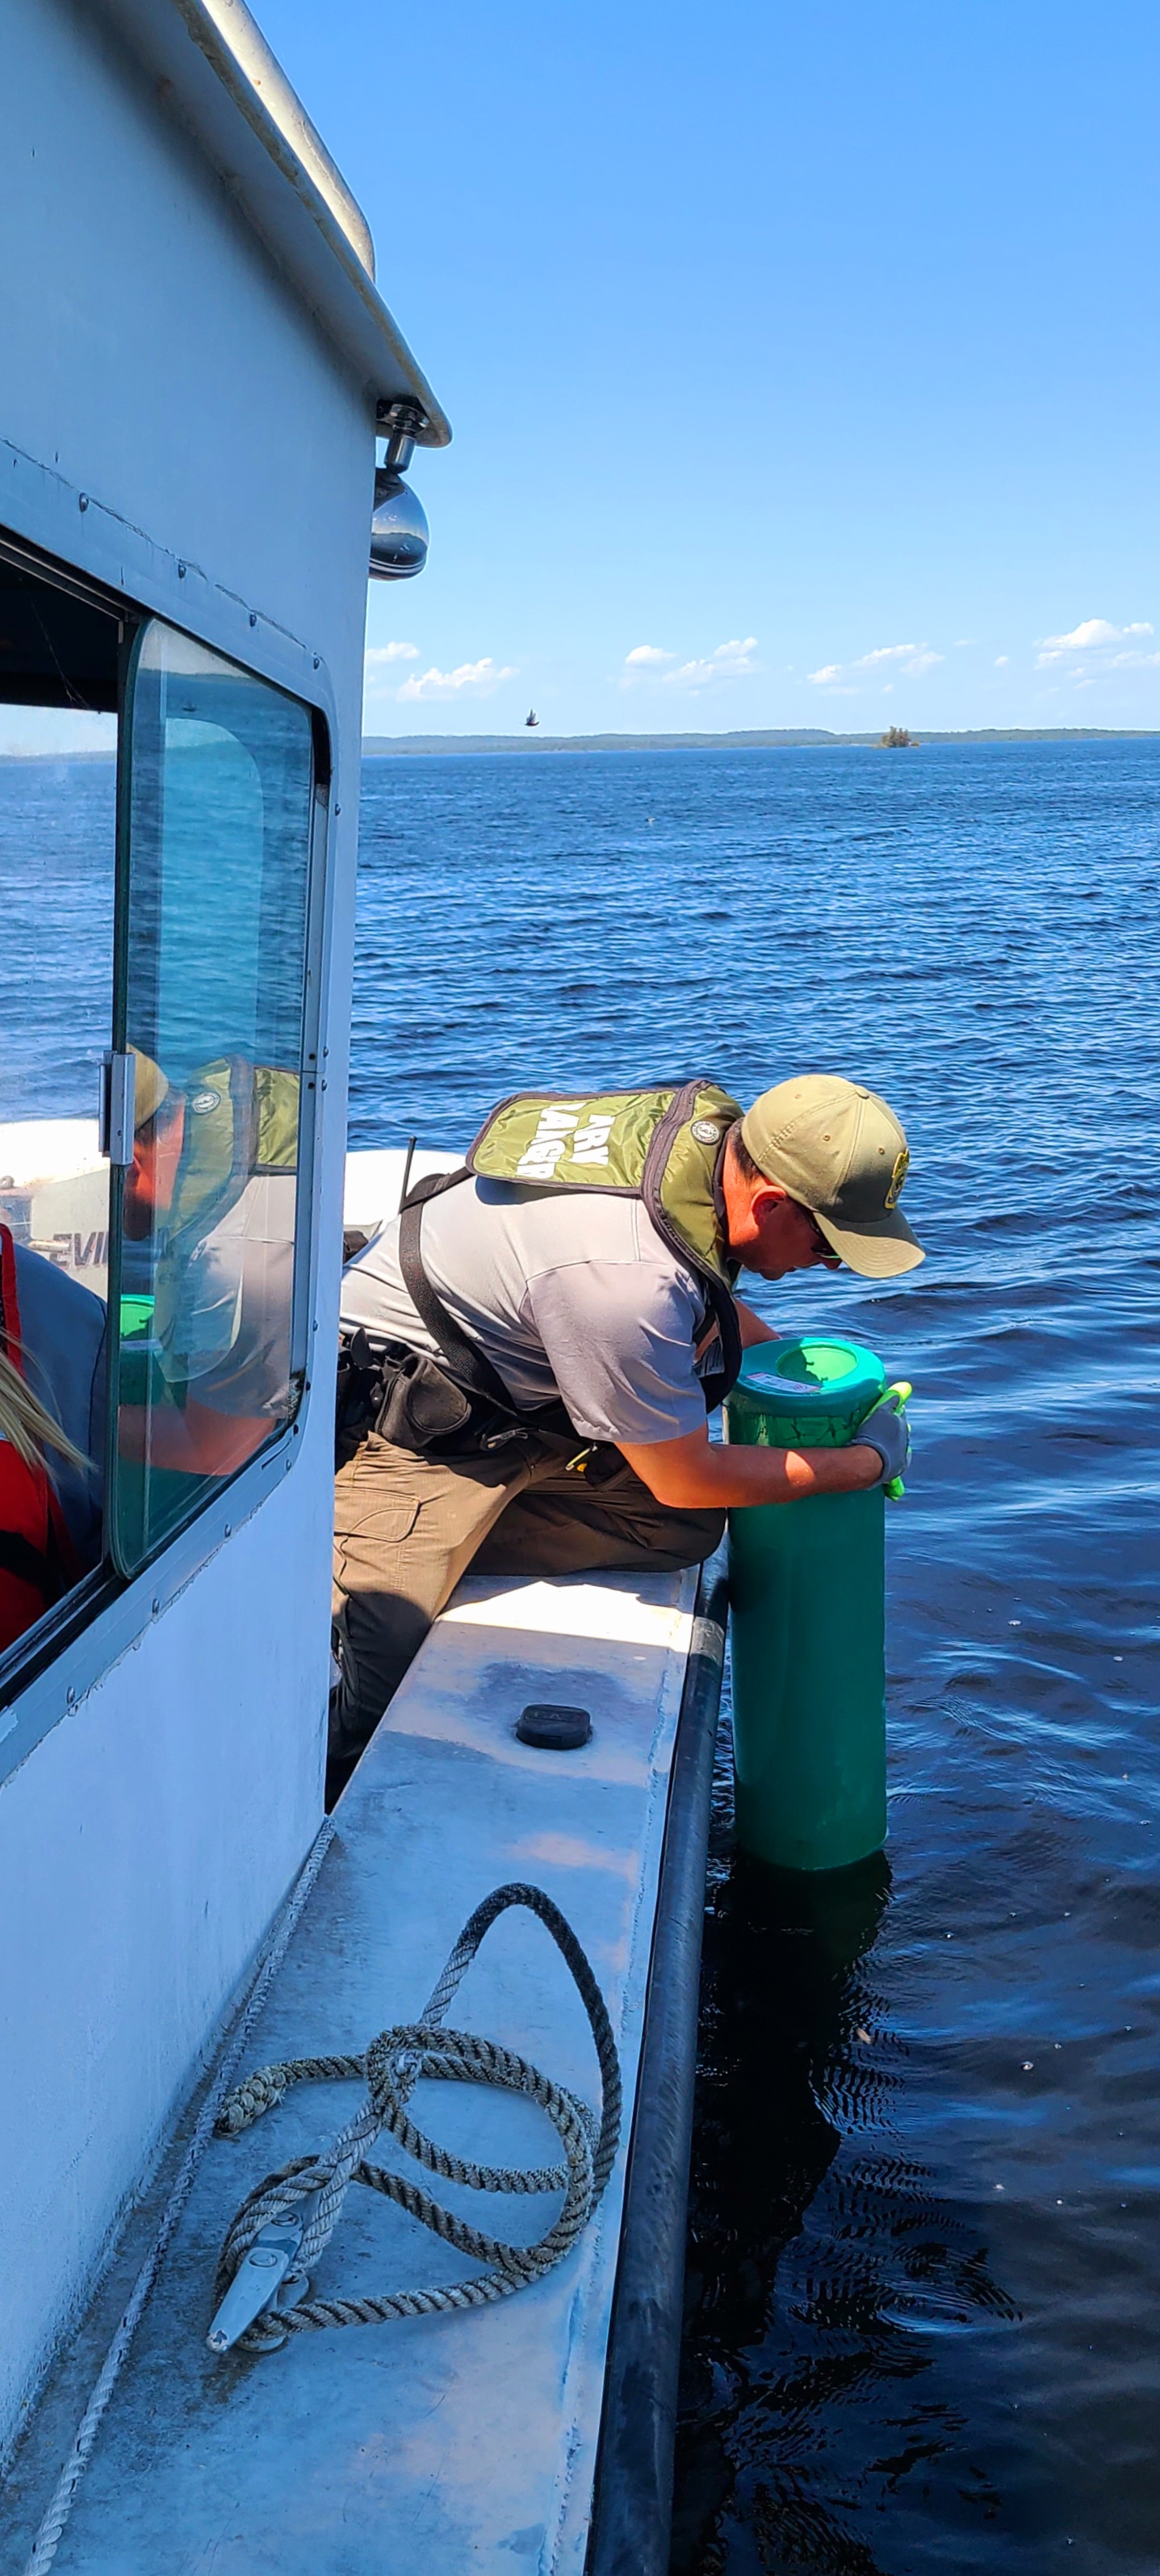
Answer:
[{"xmin": 210, "ymin": 1882, "xmax": 622, "ymax": 2352}]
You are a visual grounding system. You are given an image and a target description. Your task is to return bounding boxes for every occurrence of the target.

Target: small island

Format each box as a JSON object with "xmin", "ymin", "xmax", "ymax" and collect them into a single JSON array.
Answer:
[{"xmin": 879, "ymin": 725, "xmax": 919, "ymax": 748}]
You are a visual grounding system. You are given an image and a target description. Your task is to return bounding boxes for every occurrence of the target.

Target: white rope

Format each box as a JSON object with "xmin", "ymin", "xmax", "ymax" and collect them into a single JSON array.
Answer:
[
  {"xmin": 19, "ymin": 1816, "xmax": 337, "ymax": 2576},
  {"xmin": 209, "ymin": 1881, "xmax": 622, "ymax": 2348}
]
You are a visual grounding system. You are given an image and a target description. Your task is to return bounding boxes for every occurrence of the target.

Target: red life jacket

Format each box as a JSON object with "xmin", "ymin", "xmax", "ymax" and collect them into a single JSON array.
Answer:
[{"xmin": 0, "ymin": 1226, "xmax": 79, "ymax": 1655}]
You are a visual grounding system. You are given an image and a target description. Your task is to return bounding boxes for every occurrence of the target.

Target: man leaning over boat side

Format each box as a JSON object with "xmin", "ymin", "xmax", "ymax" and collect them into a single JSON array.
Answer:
[{"xmin": 330, "ymin": 1073, "xmax": 923, "ymax": 1784}]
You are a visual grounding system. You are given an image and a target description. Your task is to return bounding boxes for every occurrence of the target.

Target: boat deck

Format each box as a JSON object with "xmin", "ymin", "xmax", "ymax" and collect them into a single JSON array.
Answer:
[{"xmin": 4, "ymin": 1563, "xmax": 718, "ymax": 2574}]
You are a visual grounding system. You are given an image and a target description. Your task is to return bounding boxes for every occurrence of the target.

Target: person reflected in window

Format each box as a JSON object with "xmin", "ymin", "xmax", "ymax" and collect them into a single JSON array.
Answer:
[
  {"xmin": 120, "ymin": 1047, "xmax": 299, "ymax": 1476},
  {"xmin": 0, "ymin": 1224, "xmax": 105, "ymax": 1652}
]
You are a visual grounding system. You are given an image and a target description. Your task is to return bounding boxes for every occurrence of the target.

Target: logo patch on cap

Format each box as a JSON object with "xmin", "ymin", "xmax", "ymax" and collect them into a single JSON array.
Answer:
[
  {"xmin": 691, "ymin": 1119, "xmax": 723, "ymax": 1145},
  {"xmin": 191, "ymin": 1088, "xmax": 223, "ymax": 1116},
  {"xmin": 885, "ymin": 1145, "xmax": 910, "ymax": 1210}
]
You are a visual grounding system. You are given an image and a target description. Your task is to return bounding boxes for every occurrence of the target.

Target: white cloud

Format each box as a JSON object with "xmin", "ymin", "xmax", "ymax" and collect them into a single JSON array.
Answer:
[
  {"xmin": 808, "ymin": 641, "xmax": 944, "ymax": 688},
  {"xmin": 995, "ymin": 655, "xmax": 1009, "ymax": 667},
  {"xmin": 618, "ymin": 635, "xmax": 759, "ymax": 692},
  {"xmin": 366, "ymin": 640, "xmax": 421, "ymax": 666},
  {"xmin": 1036, "ymin": 618, "xmax": 1154, "ymax": 669},
  {"xmin": 664, "ymin": 636, "xmax": 760, "ymax": 690},
  {"xmin": 396, "ymin": 657, "xmax": 517, "ymax": 703}
]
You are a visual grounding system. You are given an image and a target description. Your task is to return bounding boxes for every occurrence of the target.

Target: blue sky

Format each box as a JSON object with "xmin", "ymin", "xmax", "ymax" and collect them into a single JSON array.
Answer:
[{"xmin": 12, "ymin": 1, "xmax": 1160, "ymax": 748}]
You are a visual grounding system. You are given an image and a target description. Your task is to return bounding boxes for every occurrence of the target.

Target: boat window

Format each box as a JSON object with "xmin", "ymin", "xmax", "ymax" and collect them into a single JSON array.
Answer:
[
  {"xmin": 0, "ymin": 541, "xmax": 119, "ymax": 1674},
  {"xmin": 107, "ymin": 620, "xmax": 316, "ymax": 1575},
  {"xmin": 0, "ymin": 546, "xmax": 119, "ymax": 1243}
]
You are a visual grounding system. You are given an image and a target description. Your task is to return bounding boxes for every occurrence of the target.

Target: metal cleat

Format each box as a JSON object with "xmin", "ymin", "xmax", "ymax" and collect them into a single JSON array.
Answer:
[{"xmin": 206, "ymin": 2223, "xmax": 303, "ymax": 2354}]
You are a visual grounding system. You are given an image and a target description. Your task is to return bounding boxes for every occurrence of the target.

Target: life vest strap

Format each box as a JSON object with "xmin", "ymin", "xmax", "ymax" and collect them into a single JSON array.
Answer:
[
  {"xmin": 397, "ymin": 1173, "xmax": 573, "ymax": 1445},
  {"xmin": 398, "ymin": 1170, "xmax": 509, "ymax": 1409}
]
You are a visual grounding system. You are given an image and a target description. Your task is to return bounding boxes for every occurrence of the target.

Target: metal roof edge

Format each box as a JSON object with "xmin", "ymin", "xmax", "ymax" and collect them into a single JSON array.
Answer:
[
  {"xmin": 187, "ymin": 0, "xmax": 378, "ymax": 280},
  {"xmin": 87, "ymin": 0, "xmax": 451, "ymax": 445}
]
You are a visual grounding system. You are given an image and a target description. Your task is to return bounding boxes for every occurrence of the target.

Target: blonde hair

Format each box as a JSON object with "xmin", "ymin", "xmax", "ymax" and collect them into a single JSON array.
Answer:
[{"xmin": 0, "ymin": 1344, "xmax": 89, "ymax": 1479}]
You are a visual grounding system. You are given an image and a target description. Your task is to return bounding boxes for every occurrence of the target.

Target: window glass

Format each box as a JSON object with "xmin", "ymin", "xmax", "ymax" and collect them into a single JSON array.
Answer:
[{"xmin": 110, "ymin": 621, "xmax": 315, "ymax": 1575}]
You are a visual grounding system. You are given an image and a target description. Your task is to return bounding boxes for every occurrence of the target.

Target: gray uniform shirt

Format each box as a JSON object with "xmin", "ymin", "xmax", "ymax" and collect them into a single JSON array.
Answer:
[
  {"xmin": 339, "ymin": 1178, "xmax": 718, "ymax": 1445},
  {"xmin": 157, "ymin": 1172, "xmax": 296, "ymax": 1423}
]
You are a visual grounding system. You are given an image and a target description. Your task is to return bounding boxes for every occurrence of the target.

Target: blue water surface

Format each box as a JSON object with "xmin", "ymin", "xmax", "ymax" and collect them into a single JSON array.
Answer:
[
  {"xmin": 0, "ymin": 757, "xmax": 115, "ymax": 1127},
  {"xmin": 352, "ymin": 740, "xmax": 1160, "ymax": 2576}
]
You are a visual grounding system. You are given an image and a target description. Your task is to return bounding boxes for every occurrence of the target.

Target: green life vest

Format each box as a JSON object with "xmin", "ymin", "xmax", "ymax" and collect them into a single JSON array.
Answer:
[
  {"xmin": 467, "ymin": 1078, "xmax": 743, "ymax": 1405},
  {"xmin": 168, "ymin": 1056, "xmax": 299, "ymax": 1240}
]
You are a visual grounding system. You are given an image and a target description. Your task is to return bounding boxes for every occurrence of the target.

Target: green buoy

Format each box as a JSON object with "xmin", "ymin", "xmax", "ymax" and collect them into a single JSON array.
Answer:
[{"xmin": 724, "ymin": 1336, "xmax": 901, "ymax": 1874}]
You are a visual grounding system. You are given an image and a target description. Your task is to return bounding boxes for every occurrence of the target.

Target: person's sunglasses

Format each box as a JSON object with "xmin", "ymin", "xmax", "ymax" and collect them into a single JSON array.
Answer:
[{"xmin": 793, "ymin": 1200, "xmax": 840, "ymax": 1265}]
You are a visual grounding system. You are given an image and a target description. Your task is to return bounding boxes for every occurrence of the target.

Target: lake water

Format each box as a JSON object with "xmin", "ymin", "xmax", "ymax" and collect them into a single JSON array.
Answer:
[
  {"xmin": 354, "ymin": 741, "xmax": 1160, "ymax": 2576},
  {"xmin": 5, "ymin": 737, "xmax": 1159, "ymax": 2570}
]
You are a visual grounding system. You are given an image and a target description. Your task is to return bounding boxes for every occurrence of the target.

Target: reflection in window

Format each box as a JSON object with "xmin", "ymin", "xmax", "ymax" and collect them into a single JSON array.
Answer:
[{"xmin": 112, "ymin": 622, "xmax": 315, "ymax": 1575}]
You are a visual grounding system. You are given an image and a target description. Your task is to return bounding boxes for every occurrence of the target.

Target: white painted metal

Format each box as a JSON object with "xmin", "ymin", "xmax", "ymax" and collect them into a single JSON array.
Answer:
[
  {"xmin": 0, "ymin": 1124, "xmax": 104, "ymax": 1188},
  {"xmin": 0, "ymin": 0, "xmax": 446, "ymax": 2460},
  {"xmin": 343, "ymin": 1141, "xmax": 460, "ymax": 1232},
  {"xmin": 2, "ymin": 1173, "xmax": 111, "ymax": 1302},
  {"xmin": 2, "ymin": 0, "xmax": 387, "ymax": 698},
  {"xmin": 2, "ymin": 1567, "xmax": 697, "ymax": 2571},
  {"xmin": 89, "ymin": 0, "xmax": 448, "ymax": 437},
  {"xmin": 0, "ymin": 1125, "xmax": 109, "ymax": 1297}
]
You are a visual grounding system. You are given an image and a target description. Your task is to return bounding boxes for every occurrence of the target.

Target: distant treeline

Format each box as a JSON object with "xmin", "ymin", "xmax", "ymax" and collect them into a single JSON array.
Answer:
[
  {"xmin": 6, "ymin": 724, "xmax": 1158, "ymax": 767},
  {"xmin": 362, "ymin": 727, "xmax": 1160, "ymax": 757}
]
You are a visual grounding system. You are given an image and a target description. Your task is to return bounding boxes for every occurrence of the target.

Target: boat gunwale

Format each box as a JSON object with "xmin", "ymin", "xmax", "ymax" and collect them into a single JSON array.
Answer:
[{"xmin": 586, "ymin": 1550, "xmax": 728, "ymax": 2574}]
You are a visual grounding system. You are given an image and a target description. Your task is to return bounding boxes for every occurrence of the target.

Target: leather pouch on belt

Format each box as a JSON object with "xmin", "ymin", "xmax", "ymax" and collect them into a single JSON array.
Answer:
[{"xmin": 375, "ymin": 1347, "xmax": 484, "ymax": 1458}]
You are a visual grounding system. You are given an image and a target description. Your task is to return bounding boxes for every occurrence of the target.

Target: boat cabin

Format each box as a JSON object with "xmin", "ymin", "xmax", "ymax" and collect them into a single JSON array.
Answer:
[{"xmin": 0, "ymin": 5, "xmax": 724, "ymax": 2568}]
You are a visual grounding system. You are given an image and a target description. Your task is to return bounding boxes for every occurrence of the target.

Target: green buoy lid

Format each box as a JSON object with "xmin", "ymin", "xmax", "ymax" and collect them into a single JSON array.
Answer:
[
  {"xmin": 726, "ymin": 1336, "xmax": 886, "ymax": 1450},
  {"xmin": 119, "ymin": 1293, "xmax": 156, "ymax": 1341}
]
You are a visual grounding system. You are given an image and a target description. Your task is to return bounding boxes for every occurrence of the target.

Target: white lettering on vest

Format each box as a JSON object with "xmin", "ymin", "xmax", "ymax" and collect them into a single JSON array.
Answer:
[
  {"xmin": 515, "ymin": 1104, "xmax": 583, "ymax": 1179},
  {"xmin": 515, "ymin": 1101, "xmax": 618, "ymax": 1178},
  {"xmin": 572, "ymin": 1111, "xmax": 615, "ymax": 1166},
  {"xmin": 517, "ymin": 1141, "xmax": 563, "ymax": 1173}
]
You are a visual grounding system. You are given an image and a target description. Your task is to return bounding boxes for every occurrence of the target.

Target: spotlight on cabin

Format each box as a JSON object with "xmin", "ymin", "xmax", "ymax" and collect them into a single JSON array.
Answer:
[
  {"xmin": 369, "ymin": 472, "xmax": 429, "ymax": 579},
  {"xmin": 370, "ymin": 401, "xmax": 429, "ymax": 580}
]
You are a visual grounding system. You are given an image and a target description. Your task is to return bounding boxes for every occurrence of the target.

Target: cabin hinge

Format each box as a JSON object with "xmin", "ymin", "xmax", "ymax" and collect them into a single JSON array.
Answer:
[{"xmin": 98, "ymin": 1051, "xmax": 136, "ymax": 1166}]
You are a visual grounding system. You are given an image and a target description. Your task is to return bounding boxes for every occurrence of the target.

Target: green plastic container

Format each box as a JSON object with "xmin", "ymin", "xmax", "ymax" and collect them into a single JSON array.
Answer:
[
  {"xmin": 725, "ymin": 1336, "xmax": 889, "ymax": 1873},
  {"xmin": 115, "ymin": 1295, "xmax": 166, "ymax": 1409},
  {"xmin": 119, "ymin": 1294, "xmax": 155, "ymax": 1341}
]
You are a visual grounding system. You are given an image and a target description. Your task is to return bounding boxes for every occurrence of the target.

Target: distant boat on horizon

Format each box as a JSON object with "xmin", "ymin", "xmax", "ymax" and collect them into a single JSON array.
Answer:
[{"xmin": 526, "ymin": 707, "xmax": 539, "ymax": 728}]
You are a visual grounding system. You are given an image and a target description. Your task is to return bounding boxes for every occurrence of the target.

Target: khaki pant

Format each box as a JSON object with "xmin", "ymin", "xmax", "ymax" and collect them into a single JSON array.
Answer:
[{"xmin": 331, "ymin": 1429, "xmax": 724, "ymax": 1758}]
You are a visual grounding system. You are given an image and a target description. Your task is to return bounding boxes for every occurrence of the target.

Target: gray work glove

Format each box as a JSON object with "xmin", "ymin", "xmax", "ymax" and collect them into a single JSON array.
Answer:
[{"xmin": 855, "ymin": 1388, "xmax": 911, "ymax": 1487}]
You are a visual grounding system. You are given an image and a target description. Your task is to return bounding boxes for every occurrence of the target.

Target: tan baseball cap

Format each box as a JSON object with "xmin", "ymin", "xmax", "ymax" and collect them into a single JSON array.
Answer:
[
  {"xmin": 740, "ymin": 1074, "xmax": 925, "ymax": 1277},
  {"xmin": 128, "ymin": 1045, "xmax": 170, "ymax": 1129}
]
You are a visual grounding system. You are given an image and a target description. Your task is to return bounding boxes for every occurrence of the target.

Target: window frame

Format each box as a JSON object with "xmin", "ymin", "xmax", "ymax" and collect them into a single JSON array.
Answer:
[
  {"xmin": 0, "ymin": 527, "xmax": 334, "ymax": 1742},
  {"xmin": 105, "ymin": 614, "xmax": 327, "ymax": 1579}
]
